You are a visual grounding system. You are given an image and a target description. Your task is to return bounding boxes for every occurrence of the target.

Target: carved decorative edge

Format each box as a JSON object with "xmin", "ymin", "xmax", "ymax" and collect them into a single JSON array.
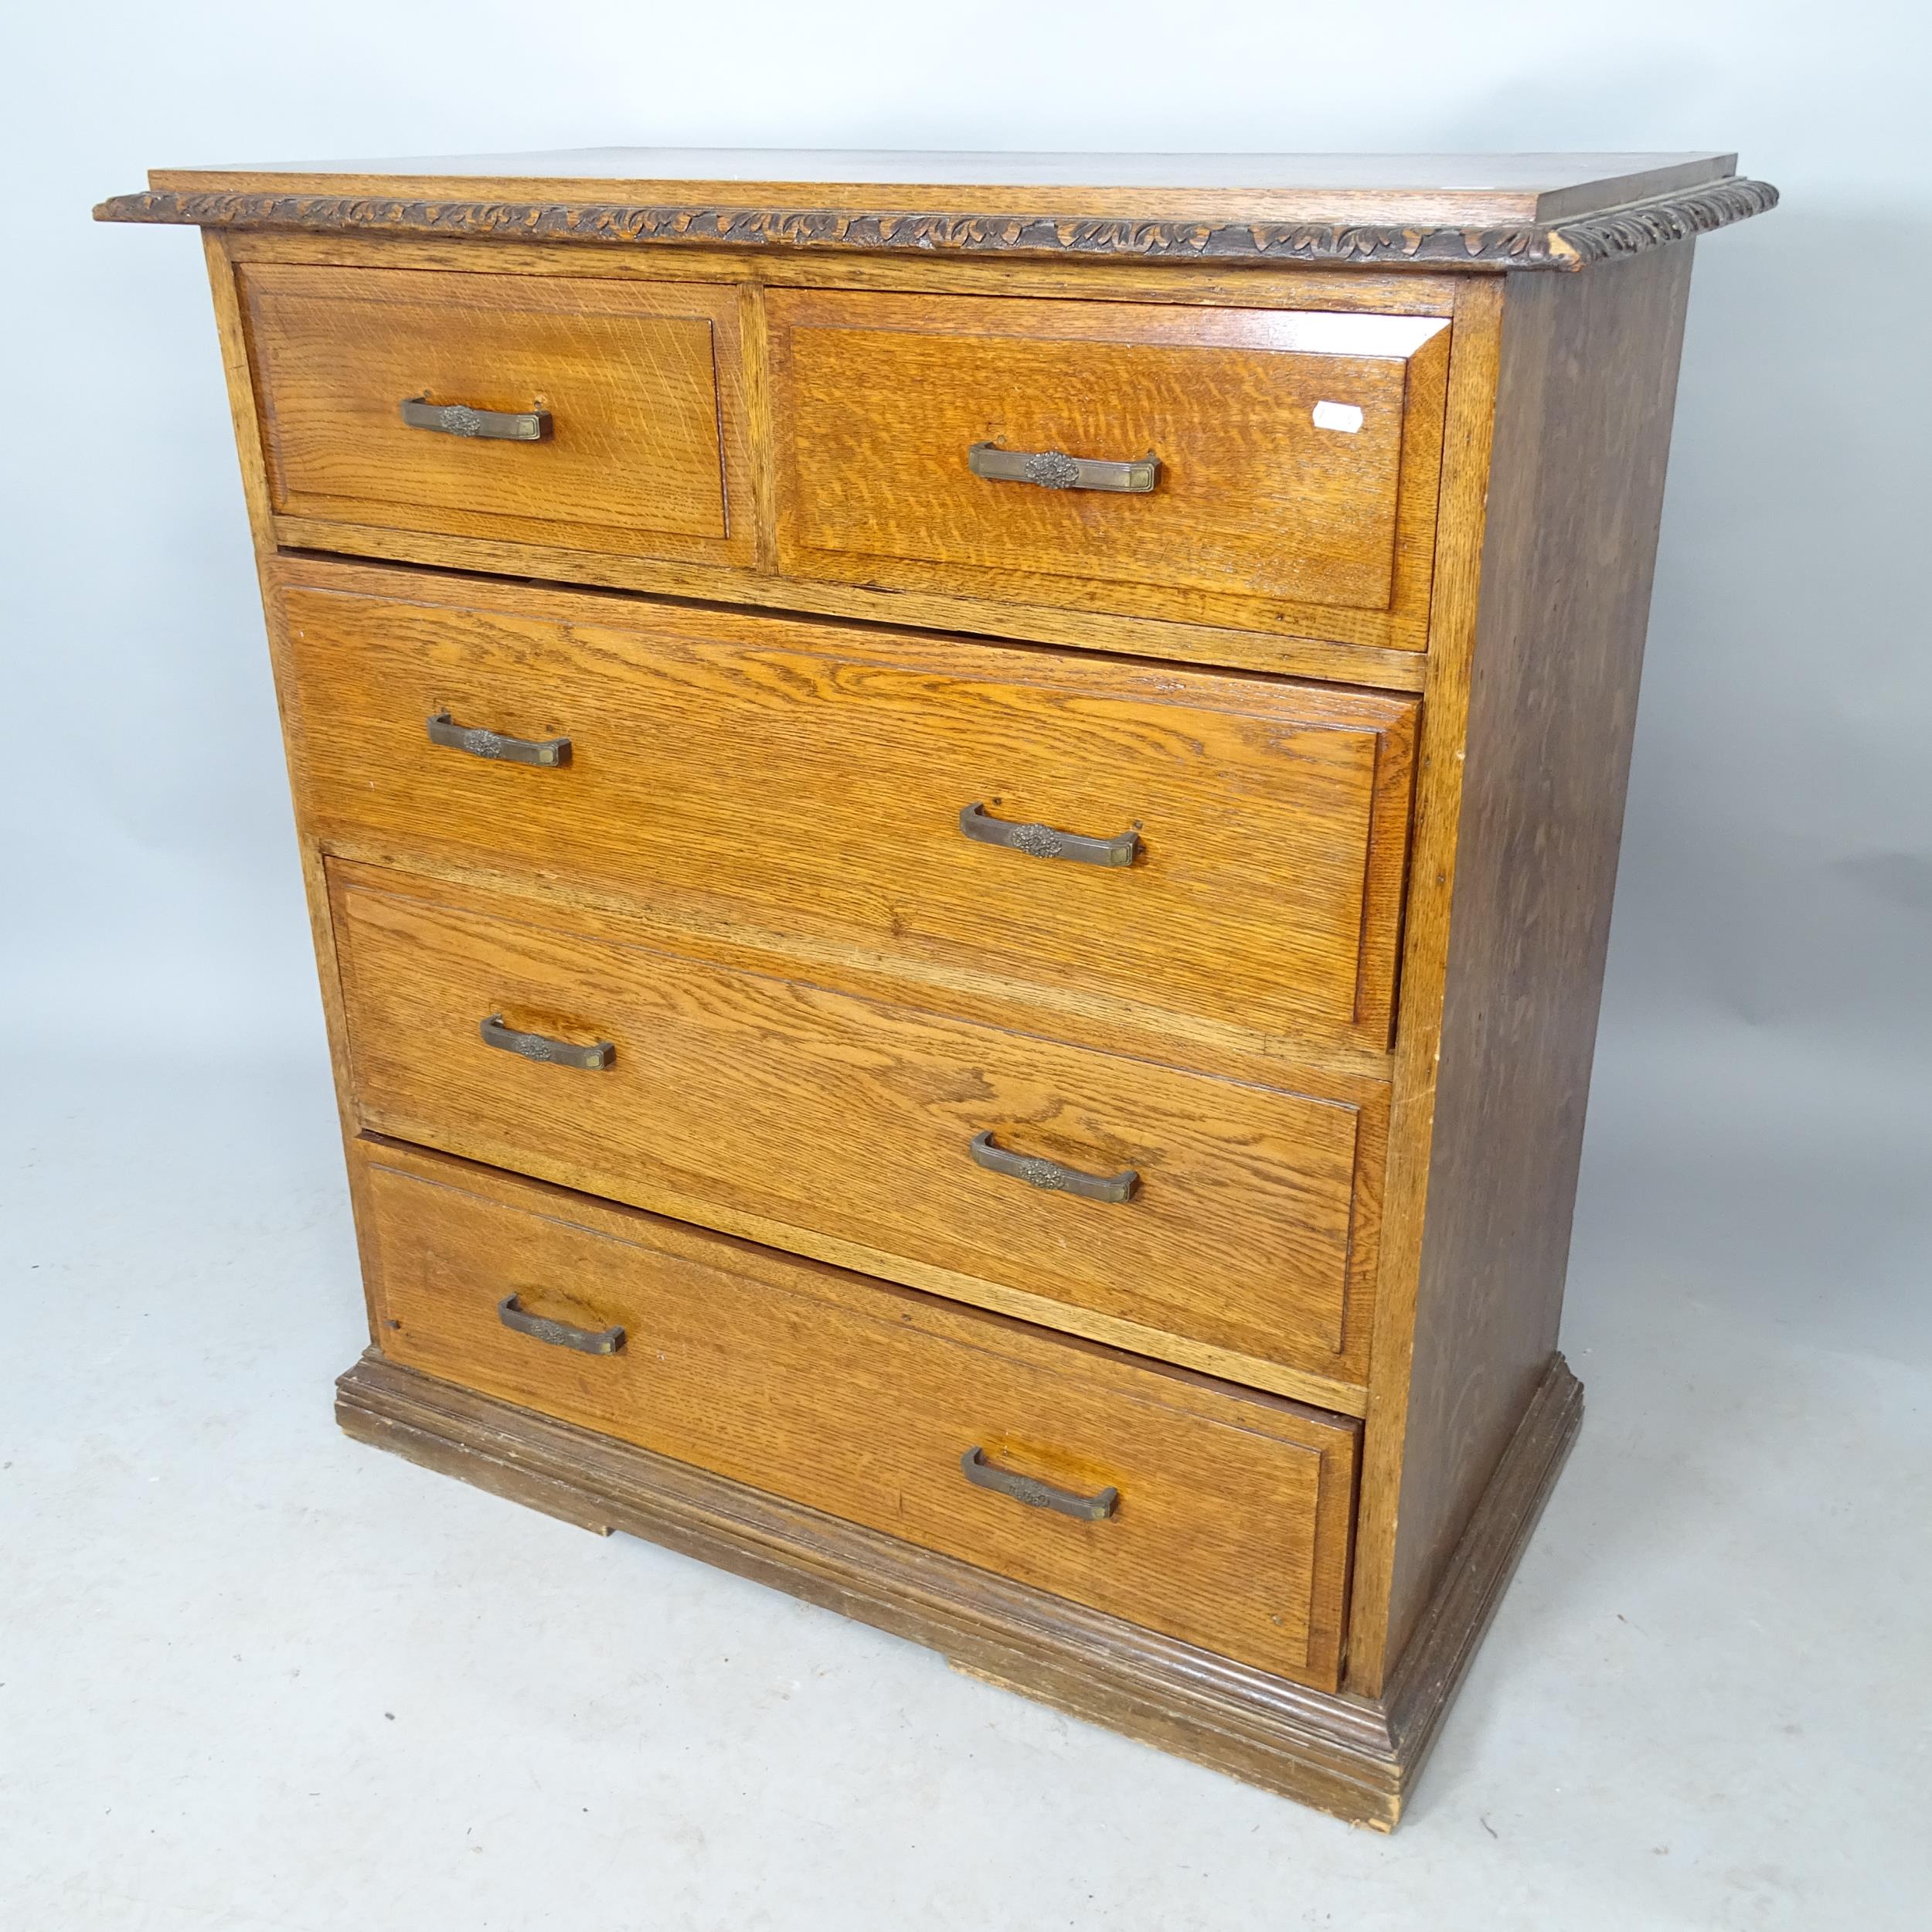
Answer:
[
  {"xmin": 1546, "ymin": 178, "xmax": 1779, "ymax": 267},
  {"xmin": 334, "ymin": 1346, "xmax": 1582, "ymax": 1828},
  {"xmin": 94, "ymin": 181, "xmax": 1777, "ymax": 270}
]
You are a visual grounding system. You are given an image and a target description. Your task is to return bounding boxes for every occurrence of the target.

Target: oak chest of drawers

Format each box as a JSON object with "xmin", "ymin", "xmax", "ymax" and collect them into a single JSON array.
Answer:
[{"xmin": 100, "ymin": 148, "xmax": 1775, "ymax": 1827}]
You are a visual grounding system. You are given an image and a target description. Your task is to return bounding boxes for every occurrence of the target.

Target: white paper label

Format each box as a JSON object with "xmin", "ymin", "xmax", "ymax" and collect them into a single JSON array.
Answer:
[{"xmin": 1312, "ymin": 401, "xmax": 1365, "ymax": 434}]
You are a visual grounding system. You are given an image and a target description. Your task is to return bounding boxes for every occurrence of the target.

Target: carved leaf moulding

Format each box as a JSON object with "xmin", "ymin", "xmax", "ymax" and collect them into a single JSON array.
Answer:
[{"xmin": 93, "ymin": 179, "xmax": 1778, "ymax": 270}]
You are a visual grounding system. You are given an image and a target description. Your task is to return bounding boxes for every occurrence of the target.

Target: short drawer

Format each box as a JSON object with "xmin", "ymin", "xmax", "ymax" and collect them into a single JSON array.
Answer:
[
  {"xmin": 329, "ymin": 864, "xmax": 1383, "ymax": 1396},
  {"xmin": 275, "ymin": 566, "xmax": 1417, "ymax": 1057},
  {"xmin": 355, "ymin": 1139, "xmax": 1360, "ymax": 1689},
  {"xmin": 237, "ymin": 264, "xmax": 751, "ymax": 566},
  {"xmin": 770, "ymin": 290, "xmax": 1450, "ymax": 645}
]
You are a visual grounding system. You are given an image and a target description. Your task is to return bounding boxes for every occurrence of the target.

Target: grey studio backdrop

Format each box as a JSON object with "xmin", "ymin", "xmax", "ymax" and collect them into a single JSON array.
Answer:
[{"xmin": 4, "ymin": 2, "xmax": 1929, "ymax": 1923}]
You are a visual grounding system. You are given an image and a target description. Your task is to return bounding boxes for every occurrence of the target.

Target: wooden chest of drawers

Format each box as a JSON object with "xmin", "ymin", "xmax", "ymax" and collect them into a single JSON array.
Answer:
[{"xmin": 100, "ymin": 148, "xmax": 1774, "ymax": 1827}]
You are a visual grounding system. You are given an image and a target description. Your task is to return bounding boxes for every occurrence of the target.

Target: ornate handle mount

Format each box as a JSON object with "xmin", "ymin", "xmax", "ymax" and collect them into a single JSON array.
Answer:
[
  {"xmin": 968, "ymin": 442, "xmax": 1160, "ymax": 494},
  {"xmin": 968, "ymin": 1130, "xmax": 1138, "ymax": 1204},
  {"xmin": 959, "ymin": 804, "xmax": 1139, "ymax": 869},
  {"xmin": 498, "ymin": 1294, "xmax": 625, "ymax": 1355},
  {"xmin": 401, "ymin": 396, "xmax": 551, "ymax": 441},
  {"xmin": 961, "ymin": 1447, "xmax": 1118, "ymax": 1521},
  {"xmin": 479, "ymin": 1014, "xmax": 614, "ymax": 1071},
  {"xmin": 427, "ymin": 711, "xmax": 571, "ymax": 767}
]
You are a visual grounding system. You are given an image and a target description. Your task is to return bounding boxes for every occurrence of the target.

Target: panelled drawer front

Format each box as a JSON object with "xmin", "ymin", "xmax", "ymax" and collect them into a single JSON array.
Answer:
[
  {"xmin": 770, "ymin": 290, "xmax": 1451, "ymax": 645},
  {"xmin": 239, "ymin": 265, "xmax": 750, "ymax": 564},
  {"xmin": 358, "ymin": 1141, "xmax": 1360, "ymax": 1689},
  {"xmin": 276, "ymin": 571, "xmax": 1417, "ymax": 1056},
  {"xmin": 329, "ymin": 866, "xmax": 1382, "ymax": 1390}
]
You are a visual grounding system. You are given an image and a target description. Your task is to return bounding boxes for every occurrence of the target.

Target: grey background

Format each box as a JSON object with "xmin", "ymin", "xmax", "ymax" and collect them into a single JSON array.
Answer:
[{"xmin": 5, "ymin": 2, "xmax": 1928, "ymax": 1927}]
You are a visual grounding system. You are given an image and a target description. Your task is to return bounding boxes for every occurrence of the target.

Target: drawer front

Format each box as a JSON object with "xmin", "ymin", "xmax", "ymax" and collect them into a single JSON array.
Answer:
[
  {"xmin": 275, "ymin": 570, "xmax": 1417, "ymax": 1056},
  {"xmin": 357, "ymin": 1140, "xmax": 1359, "ymax": 1689},
  {"xmin": 330, "ymin": 866, "xmax": 1382, "ymax": 1390},
  {"xmin": 770, "ymin": 291, "xmax": 1450, "ymax": 645},
  {"xmin": 239, "ymin": 264, "xmax": 750, "ymax": 564}
]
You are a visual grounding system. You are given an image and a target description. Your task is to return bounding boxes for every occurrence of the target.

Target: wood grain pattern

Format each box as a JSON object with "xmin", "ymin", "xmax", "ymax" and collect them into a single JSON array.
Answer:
[
  {"xmin": 216, "ymin": 226, "xmax": 1464, "ymax": 317},
  {"xmin": 770, "ymin": 289, "xmax": 1449, "ymax": 648},
  {"xmin": 327, "ymin": 863, "xmax": 1383, "ymax": 1391},
  {"xmin": 1375, "ymin": 243, "xmax": 1696, "ymax": 1671},
  {"xmin": 200, "ymin": 233, "xmax": 397, "ymax": 1350},
  {"xmin": 337, "ymin": 1247, "xmax": 1583, "ymax": 1830},
  {"xmin": 270, "ymin": 566, "xmax": 1417, "ymax": 1061},
  {"xmin": 354, "ymin": 1139, "xmax": 1359, "ymax": 1686},
  {"xmin": 104, "ymin": 160, "xmax": 1765, "ymax": 1819},
  {"xmin": 1346, "ymin": 251, "xmax": 1694, "ymax": 1690},
  {"xmin": 1343, "ymin": 276, "xmax": 1508, "ymax": 1693},
  {"xmin": 202, "ymin": 233, "xmax": 277, "ymax": 565},
  {"xmin": 97, "ymin": 175, "xmax": 1777, "ymax": 270},
  {"xmin": 264, "ymin": 515, "xmax": 1432, "ymax": 685},
  {"xmin": 213, "ymin": 233, "xmax": 1454, "ymax": 680},
  {"xmin": 1378, "ymin": 1355, "xmax": 1583, "ymax": 1800},
  {"xmin": 237, "ymin": 263, "xmax": 752, "ymax": 565},
  {"xmin": 141, "ymin": 150, "xmax": 1742, "ymax": 221}
]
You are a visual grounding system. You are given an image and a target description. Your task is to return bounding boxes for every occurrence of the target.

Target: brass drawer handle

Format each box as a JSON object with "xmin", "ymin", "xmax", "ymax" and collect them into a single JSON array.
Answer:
[
  {"xmin": 478, "ymin": 1014, "xmax": 614, "ymax": 1070},
  {"xmin": 959, "ymin": 803, "xmax": 1139, "ymax": 869},
  {"xmin": 427, "ymin": 711, "xmax": 571, "ymax": 767},
  {"xmin": 968, "ymin": 1130, "xmax": 1138, "ymax": 1203},
  {"xmin": 968, "ymin": 442, "xmax": 1160, "ymax": 494},
  {"xmin": 400, "ymin": 395, "xmax": 551, "ymax": 441},
  {"xmin": 497, "ymin": 1293, "xmax": 624, "ymax": 1355},
  {"xmin": 961, "ymin": 1447, "xmax": 1118, "ymax": 1521}
]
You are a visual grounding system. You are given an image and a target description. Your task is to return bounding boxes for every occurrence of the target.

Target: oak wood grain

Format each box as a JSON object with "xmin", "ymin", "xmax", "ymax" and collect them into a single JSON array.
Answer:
[
  {"xmin": 337, "ymin": 1230, "xmax": 1583, "ymax": 1830},
  {"xmin": 770, "ymin": 289, "xmax": 1449, "ymax": 649},
  {"xmin": 354, "ymin": 1138, "xmax": 1359, "ymax": 1686},
  {"xmin": 104, "ymin": 162, "xmax": 1765, "ymax": 1820},
  {"xmin": 1379, "ymin": 1355, "xmax": 1583, "ymax": 1796},
  {"xmin": 328, "ymin": 862, "xmax": 1384, "ymax": 1391},
  {"xmin": 1361, "ymin": 244, "xmax": 1698, "ymax": 1688},
  {"xmin": 1344, "ymin": 275, "xmax": 1508, "ymax": 1692},
  {"xmin": 270, "ymin": 567, "xmax": 1417, "ymax": 1061},
  {"xmin": 237, "ymin": 263, "xmax": 752, "ymax": 566},
  {"xmin": 144, "ymin": 149, "xmax": 1743, "ymax": 223},
  {"xmin": 217, "ymin": 226, "xmax": 1464, "ymax": 316},
  {"xmin": 202, "ymin": 233, "xmax": 396, "ymax": 1349},
  {"xmin": 206, "ymin": 226, "xmax": 1456, "ymax": 682},
  {"xmin": 267, "ymin": 517, "xmax": 1431, "ymax": 686},
  {"xmin": 99, "ymin": 151, "xmax": 1775, "ymax": 270},
  {"xmin": 268, "ymin": 587, "xmax": 1396, "ymax": 1106}
]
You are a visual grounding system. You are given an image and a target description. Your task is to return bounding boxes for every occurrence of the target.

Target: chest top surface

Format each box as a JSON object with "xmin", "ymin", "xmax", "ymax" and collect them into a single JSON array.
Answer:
[{"xmin": 96, "ymin": 148, "xmax": 1776, "ymax": 272}]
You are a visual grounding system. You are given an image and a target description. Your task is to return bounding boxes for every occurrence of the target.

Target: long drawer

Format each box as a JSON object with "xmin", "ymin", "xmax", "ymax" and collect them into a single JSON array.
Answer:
[
  {"xmin": 274, "ymin": 565, "xmax": 1417, "ymax": 1059},
  {"xmin": 328, "ymin": 863, "xmax": 1383, "ymax": 1395},
  {"xmin": 355, "ymin": 1138, "xmax": 1361, "ymax": 1689}
]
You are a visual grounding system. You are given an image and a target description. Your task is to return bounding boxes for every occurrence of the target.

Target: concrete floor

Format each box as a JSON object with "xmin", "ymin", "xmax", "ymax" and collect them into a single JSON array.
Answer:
[{"xmin": 4, "ymin": 1045, "xmax": 1927, "ymax": 1930}]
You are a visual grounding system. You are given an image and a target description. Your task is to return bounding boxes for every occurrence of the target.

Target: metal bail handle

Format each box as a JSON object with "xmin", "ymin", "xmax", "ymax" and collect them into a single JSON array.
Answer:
[
  {"xmin": 967, "ymin": 442, "xmax": 1161, "ymax": 494},
  {"xmin": 958, "ymin": 804, "xmax": 1139, "ymax": 869},
  {"xmin": 401, "ymin": 396, "xmax": 552, "ymax": 441},
  {"xmin": 961, "ymin": 1447, "xmax": 1118, "ymax": 1521}
]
